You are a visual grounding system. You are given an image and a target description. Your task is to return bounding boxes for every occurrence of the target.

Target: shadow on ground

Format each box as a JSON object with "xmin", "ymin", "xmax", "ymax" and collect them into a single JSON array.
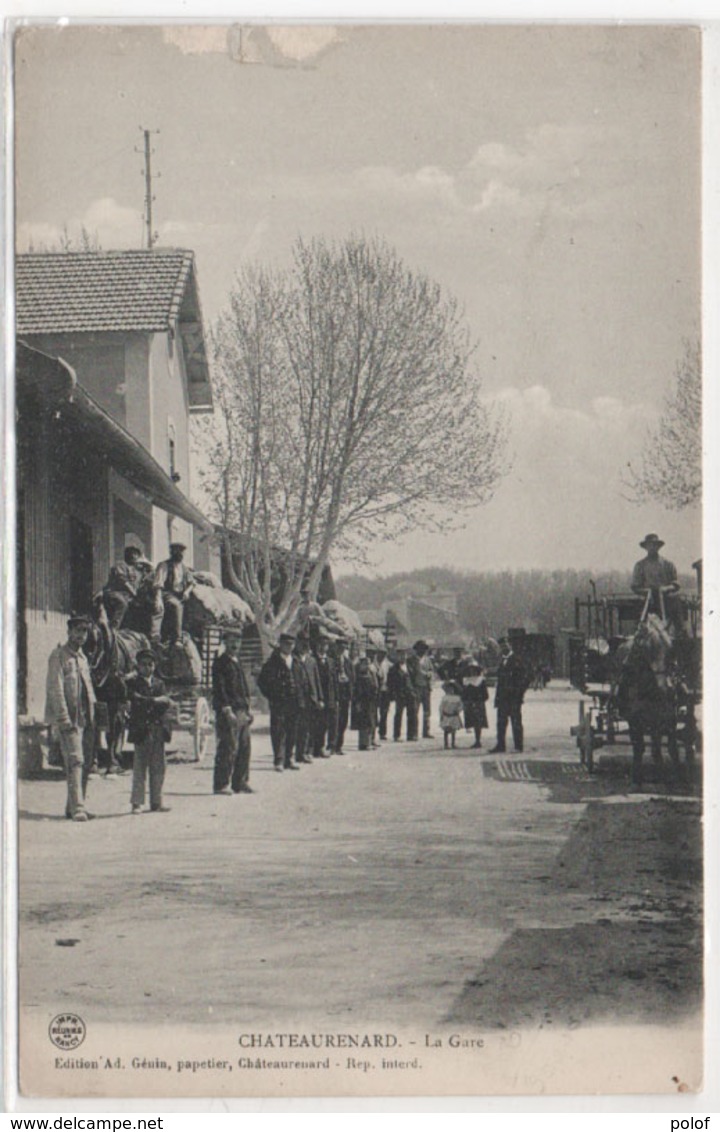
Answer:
[
  {"xmin": 481, "ymin": 757, "xmax": 701, "ymax": 805},
  {"xmin": 446, "ymin": 796, "xmax": 702, "ymax": 1030}
]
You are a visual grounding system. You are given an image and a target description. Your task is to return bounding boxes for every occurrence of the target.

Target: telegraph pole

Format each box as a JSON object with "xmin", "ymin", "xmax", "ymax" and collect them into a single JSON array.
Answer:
[{"xmin": 137, "ymin": 127, "xmax": 160, "ymax": 249}]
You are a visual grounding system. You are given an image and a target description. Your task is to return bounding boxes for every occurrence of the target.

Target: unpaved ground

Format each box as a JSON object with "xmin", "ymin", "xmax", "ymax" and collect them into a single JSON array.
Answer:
[{"xmin": 18, "ymin": 686, "xmax": 702, "ymax": 1033}]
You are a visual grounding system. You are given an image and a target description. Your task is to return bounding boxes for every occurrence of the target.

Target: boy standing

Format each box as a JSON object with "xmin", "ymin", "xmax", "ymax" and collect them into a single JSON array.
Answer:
[{"xmin": 126, "ymin": 648, "xmax": 172, "ymax": 813}]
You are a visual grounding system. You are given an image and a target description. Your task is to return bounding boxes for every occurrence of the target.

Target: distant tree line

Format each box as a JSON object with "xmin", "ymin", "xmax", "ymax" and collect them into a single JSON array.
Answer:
[{"xmin": 336, "ymin": 567, "xmax": 698, "ymax": 644}]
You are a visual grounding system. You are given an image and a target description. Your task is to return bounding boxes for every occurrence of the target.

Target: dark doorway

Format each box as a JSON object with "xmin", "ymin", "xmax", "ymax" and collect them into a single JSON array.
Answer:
[{"xmin": 69, "ymin": 516, "xmax": 94, "ymax": 616}]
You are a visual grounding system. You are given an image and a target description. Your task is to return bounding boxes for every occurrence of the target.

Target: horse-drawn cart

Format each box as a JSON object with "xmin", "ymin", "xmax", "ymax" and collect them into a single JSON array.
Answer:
[
  {"xmin": 163, "ymin": 626, "xmax": 224, "ymax": 762},
  {"xmin": 569, "ymin": 582, "xmax": 701, "ymax": 778}
]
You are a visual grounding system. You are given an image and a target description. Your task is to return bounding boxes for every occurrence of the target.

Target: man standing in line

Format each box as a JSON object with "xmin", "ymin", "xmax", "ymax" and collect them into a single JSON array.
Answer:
[
  {"xmin": 333, "ymin": 638, "xmax": 355, "ymax": 755},
  {"xmin": 257, "ymin": 632, "xmax": 301, "ymax": 772},
  {"xmin": 388, "ymin": 648, "xmax": 419, "ymax": 742},
  {"xmin": 151, "ymin": 542, "xmax": 195, "ymax": 645},
  {"xmin": 211, "ymin": 629, "xmax": 254, "ymax": 795},
  {"xmin": 313, "ymin": 635, "xmax": 337, "ymax": 758},
  {"xmin": 293, "ymin": 634, "xmax": 323, "ymax": 764},
  {"xmin": 407, "ymin": 639, "xmax": 434, "ymax": 739},
  {"xmin": 489, "ymin": 637, "xmax": 529, "ymax": 754},
  {"xmin": 45, "ymin": 614, "xmax": 97, "ymax": 821},
  {"xmin": 374, "ymin": 645, "xmax": 392, "ymax": 741}
]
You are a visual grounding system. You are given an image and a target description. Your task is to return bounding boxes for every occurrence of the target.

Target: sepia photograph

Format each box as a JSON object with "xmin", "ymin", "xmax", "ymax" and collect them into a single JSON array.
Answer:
[{"xmin": 6, "ymin": 19, "xmax": 711, "ymax": 1102}]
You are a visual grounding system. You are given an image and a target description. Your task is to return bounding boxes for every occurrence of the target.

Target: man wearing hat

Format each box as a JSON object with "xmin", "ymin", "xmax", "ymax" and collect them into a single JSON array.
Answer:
[
  {"xmin": 407, "ymin": 640, "xmax": 434, "ymax": 739},
  {"xmin": 212, "ymin": 630, "xmax": 254, "ymax": 794},
  {"xmin": 333, "ymin": 638, "xmax": 355, "ymax": 755},
  {"xmin": 313, "ymin": 634, "xmax": 337, "ymax": 757},
  {"xmin": 257, "ymin": 632, "xmax": 302, "ymax": 771},
  {"xmin": 489, "ymin": 637, "xmax": 529, "ymax": 754},
  {"xmin": 45, "ymin": 615, "xmax": 97, "ymax": 821},
  {"xmin": 632, "ymin": 534, "xmax": 681, "ymax": 626},
  {"xmin": 388, "ymin": 647, "xmax": 419, "ymax": 742},
  {"xmin": 374, "ymin": 645, "xmax": 392, "ymax": 741},
  {"xmin": 152, "ymin": 543, "xmax": 196, "ymax": 644},
  {"xmin": 103, "ymin": 545, "xmax": 143, "ymax": 629},
  {"xmin": 126, "ymin": 648, "xmax": 173, "ymax": 813},
  {"xmin": 292, "ymin": 634, "xmax": 323, "ymax": 764}
]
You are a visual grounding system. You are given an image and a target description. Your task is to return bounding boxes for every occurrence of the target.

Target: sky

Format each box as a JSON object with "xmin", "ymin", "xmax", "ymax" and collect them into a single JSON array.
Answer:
[{"xmin": 13, "ymin": 22, "xmax": 703, "ymax": 578}]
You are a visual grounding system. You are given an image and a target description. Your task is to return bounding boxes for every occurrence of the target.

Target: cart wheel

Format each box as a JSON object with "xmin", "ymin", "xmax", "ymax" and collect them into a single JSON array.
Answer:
[
  {"xmin": 576, "ymin": 702, "xmax": 595, "ymax": 773},
  {"xmin": 194, "ymin": 696, "xmax": 211, "ymax": 763}
]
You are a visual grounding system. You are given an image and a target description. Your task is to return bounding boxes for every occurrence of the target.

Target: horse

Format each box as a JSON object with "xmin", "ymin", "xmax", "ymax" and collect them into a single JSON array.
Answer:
[
  {"xmin": 85, "ymin": 597, "xmax": 151, "ymax": 773},
  {"xmin": 613, "ymin": 613, "xmax": 693, "ymax": 788}
]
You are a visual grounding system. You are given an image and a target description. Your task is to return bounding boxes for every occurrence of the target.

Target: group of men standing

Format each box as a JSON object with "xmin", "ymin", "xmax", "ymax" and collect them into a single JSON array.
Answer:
[{"xmin": 254, "ymin": 635, "xmax": 440, "ymax": 773}]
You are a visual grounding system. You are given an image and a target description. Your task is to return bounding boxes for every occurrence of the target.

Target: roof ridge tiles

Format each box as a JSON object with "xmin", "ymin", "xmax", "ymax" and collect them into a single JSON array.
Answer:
[{"xmin": 16, "ymin": 248, "xmax": 200, "ymax": 335}]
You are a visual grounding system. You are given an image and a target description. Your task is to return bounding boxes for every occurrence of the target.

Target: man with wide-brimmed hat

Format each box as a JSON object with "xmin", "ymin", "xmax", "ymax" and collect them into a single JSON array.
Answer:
[
  {"xmin": 632, "ymin": 533, "xmax": 680, "ymax": 625},
  {"xmin": 211, "ymin": 629, "xmax": 253, "ymax": 795},
  {"xmin": 257, "ymin": 631, "xmax": 302, "ymax": 771},
  {"xmin": 45, "ymin": 614, "xmax": 97, "ymax": 821},
  {"xmin": 151, "ymin": 542, "xmax": 196, "ymax": 644}
]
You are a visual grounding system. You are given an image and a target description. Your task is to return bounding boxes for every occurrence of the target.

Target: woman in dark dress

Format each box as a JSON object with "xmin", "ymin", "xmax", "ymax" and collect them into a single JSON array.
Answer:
[{"xmin": 461, "ymin": 661, "xmax": 489, "ymax": 749}]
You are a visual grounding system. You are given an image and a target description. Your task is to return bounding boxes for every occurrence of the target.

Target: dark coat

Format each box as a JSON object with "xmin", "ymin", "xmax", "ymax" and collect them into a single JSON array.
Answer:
[
  {"xmin": 301, "ymin": 653, "xmax": 324, "ymax": 709},
  {"xmin": 212, "ymin": 652, "xmax": 250, "ymax": 714},
  {"xmin": 461, "ymin": 679, "xmax": 489, "ymax": 729},
  {"xmin": 125, "ymin": 673, "xmax": 171, "ymax": 744},
  {"xmin": 351, "ymin": 670, "xmax": 378, "ymax": 731},
  {"xmin": 257, "ymin": 650, "xmax": 300, "ymax": 707},
  {"xmin": 315, "ymin": 654, "xmax": 339, "ymax": 710},
  {"xmin": 336, "ymin": 654, "xmax": 355, "ymax": 702},
  {"xmin": 387, "ymin": 662, "xmax": 417, "ymax": 704},
  {"xmin": 494, "ymin": 653, "xmax": 529, "ymax": 709},
  {"xmin": 293, "ymin": 653, "xmax": 315, "ymax": 712}
]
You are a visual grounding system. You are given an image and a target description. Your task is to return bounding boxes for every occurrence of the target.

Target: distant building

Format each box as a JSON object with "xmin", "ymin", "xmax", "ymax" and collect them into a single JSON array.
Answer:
[{"xmin": 358, "ymin": 585, "xmax": 468, "ymax": 649}]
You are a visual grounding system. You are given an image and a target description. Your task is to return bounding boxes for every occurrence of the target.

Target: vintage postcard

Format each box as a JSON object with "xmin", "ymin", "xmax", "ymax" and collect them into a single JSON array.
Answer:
[{"xmin": 5, "ymin": 20, "xmax": 712, "ymax": 1103}]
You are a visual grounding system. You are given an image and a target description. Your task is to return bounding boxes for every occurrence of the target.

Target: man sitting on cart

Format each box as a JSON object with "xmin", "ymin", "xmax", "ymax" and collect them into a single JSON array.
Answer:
[
  {"xmin": 631, "ymin": 533, "xmax": 682, "ymax": 634},
  {"xmin": 103, "ymin": 544, "xmax": 143, "ymax": 629},
  {"xmin": 151, "ymin": 542, "xmax": 196, "ymax": 645}
]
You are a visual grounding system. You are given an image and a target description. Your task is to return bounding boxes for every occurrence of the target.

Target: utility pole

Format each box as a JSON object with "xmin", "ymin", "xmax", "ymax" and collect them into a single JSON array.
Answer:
[{"xmin": 136, "ymin": 127, "xmax": 160, "ymax": 249}]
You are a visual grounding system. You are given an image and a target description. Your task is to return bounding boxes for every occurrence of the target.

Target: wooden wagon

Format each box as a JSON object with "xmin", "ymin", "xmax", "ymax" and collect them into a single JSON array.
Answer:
[
  {"xmin": 569, "ymin": 584, "xmax": 701, "ymax": 773},
  {"xmin": 165, "ymin": 626, "xmax": 223, "ymax": 762}
]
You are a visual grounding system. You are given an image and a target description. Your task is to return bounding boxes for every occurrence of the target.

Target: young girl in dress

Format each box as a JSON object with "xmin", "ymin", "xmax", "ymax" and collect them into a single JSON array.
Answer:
[{"xmin": 439, "ymin": 680, "xmax": 464, "ymax": 749}]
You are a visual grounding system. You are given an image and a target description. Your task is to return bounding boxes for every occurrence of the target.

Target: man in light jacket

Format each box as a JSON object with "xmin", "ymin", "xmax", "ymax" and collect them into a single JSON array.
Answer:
[{"xmin": 45, "ymin": 614, "xmax": 97, "ymax": 821}]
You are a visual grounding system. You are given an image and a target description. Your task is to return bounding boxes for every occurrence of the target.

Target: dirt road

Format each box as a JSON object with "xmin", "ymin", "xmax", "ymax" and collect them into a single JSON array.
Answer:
[{"xmin": 18, "ymin": 685, "xmax": 702, "ymax": 1041}]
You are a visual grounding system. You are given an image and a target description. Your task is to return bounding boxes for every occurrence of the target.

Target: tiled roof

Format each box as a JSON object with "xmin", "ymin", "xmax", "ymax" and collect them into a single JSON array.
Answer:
[{"xmin": 16, "ymin": 248, "xmax": 196, "ymax": 334}]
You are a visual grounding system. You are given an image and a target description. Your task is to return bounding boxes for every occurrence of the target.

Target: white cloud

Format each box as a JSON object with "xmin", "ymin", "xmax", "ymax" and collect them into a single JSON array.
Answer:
[{"xmin": 17, "ymin": 197, "xmax": 141, "ymax": 251}]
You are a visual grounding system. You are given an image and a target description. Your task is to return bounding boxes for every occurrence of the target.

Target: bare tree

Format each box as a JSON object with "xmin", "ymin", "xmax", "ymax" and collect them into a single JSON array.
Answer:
[
  {"xmin": 26, "ymin": 223, "xmax": 102, "ymax": 253},
  {"xmin": 624, "ymin": 340, "xmax": 701, "ymax": 510},
  {"xmin": 195, "ymin": 235, "xmax": 510, "ymax": 650}
]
